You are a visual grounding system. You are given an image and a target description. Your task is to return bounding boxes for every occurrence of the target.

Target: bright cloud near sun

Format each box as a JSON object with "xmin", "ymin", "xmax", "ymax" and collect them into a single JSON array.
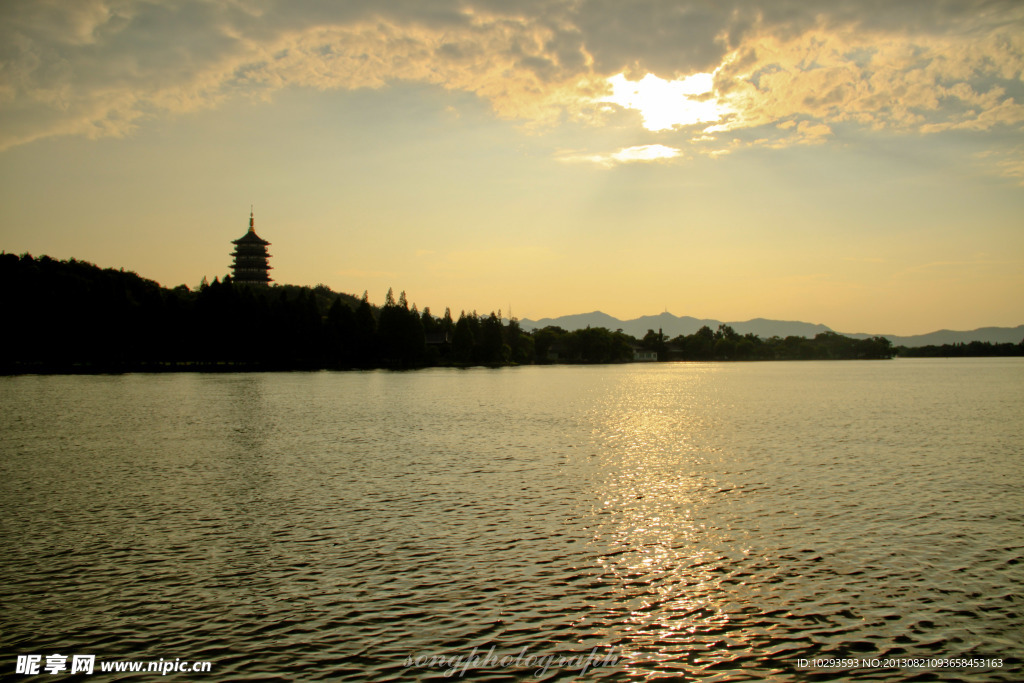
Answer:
[
  {"xmin": 602, "ymin": 72, "xmax": 727, "ymax": 131},
  {"xmin": 558, "ymin": 143, "xmax": 682, "ymax": 167}
]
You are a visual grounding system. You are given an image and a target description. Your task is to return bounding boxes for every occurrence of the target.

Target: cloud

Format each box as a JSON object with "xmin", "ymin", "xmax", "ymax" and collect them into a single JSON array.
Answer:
[
  {"xmin": 571, "ymin": 0, "xmax": 743, "ymax": 76},
  {"xmin": 713, "ymin": 22, "xmax": 1024, "ymax": 142},
  {"xmin": 976, "ymin": 146, "xmax": 1024, "ymax": 186},
  {"xmin": 2, "ymin": 0, "xmax": 1022, "ymax": 157},
  {"xmin": 557, "ymin": 143, "xmax": 682, "ymax": 167},
  {"xmin": 0, "ymin": 0, "xmax": 598, "ymax": 148}
]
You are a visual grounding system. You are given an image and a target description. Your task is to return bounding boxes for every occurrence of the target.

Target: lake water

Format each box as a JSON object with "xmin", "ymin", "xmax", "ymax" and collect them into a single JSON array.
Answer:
[{"xmin": 1, "ymin": 359, "xmax": 1022, "ymax": 681}]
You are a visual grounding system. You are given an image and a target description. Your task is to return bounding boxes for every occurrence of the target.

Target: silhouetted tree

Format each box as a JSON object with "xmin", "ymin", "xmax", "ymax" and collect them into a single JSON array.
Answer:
[
  {"xmin": 478, "ymin": 312, "xmax": 507, "ymax": 363},
  {"xmin": 642, "ymin": 328, "xmax": 668, "ymax": 360},
  {"xmin": 506, "ymin": 317, "xmax": 532, "ymax": 364},
  {"xmin": 353, "ymin": 291, "xmax": 377, "ymax": 364},
  {"xmin": 421, "ymin": 306, "xmax": 437, "ymax": 335},
  {"xmin": 326, "ymin": 296, "xmax": 356, "ymax": 364},
  {"xmin": 452, "ymin": 312, "xmax": 476, "ymax": 363},
  {"xmin": 532, "ymin": 326, "xmax": 565, "ymax": 362}
]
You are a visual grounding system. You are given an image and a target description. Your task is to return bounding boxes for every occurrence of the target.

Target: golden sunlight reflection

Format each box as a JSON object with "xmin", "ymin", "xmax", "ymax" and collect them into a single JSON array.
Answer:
[
  {"xmin": 602, "ymin": 72, "xmax": 727, "ymax": 131},
  {"xmin": 576, "ymin": 366, "xmax": 760, "ymax": 674}
]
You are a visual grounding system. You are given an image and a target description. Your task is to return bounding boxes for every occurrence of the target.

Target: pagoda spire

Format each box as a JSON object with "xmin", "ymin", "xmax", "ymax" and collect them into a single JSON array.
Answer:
[{"xmin": 249, "ymin": 205, "xmax": 255, "ymax": 233}]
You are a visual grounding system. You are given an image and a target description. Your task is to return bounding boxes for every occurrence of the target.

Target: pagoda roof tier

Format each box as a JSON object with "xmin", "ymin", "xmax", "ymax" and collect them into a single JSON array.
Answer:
[
  {"xmin": 233, "ymin": 230, "xmax": 270, "ymax": 246},
  {"xmin": 233, "ymin": 211, "xmax": 271, "ymax": 245}
]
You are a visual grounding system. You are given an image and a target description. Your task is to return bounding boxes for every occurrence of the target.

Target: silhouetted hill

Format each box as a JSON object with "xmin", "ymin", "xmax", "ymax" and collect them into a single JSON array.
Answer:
[
  {"xmin": 0, "ymin": 253, "xmax": 539, "ymax": 371},
  {"xmin": 520, "ymin": 310, "xmax": 624, "ymax": 331},
  {"xmin": 275, "ymin": 282, "xmax": 363, "ymax": 314},
  {"xmin": 520, "ymin": 311, "xmax": 1021, "ymax": 347},
  {"xmin": 843, "ymin": 326, "xmax": 1024, "ymax": 347},
  {"xmin": 520, "ymin": 311, "xmax": 830, "ymax": 340},
  {"xmin": 0, "ymin": 253, "xmax": 372, "ymax": 371}
]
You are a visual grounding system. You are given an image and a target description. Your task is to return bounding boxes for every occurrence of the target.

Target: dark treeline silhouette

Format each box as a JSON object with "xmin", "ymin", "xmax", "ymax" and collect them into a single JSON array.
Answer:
[
  {"xmin": 0, "ymin": 252, "xmax": 960, "ymax": 374},
  {"xmin": 533, "ymin": 326, "xmax": 635, "ymax": 363},
  {"xmin": 632, "ymin": 325, "xmax": 896, "ymax": 361},
  {"xmin": 0, "ymin": 253, "xmax": 529, "ymax": 371},
  {"xmin": 1, "ymin": 253, "xmax": 350, "ymax": 370},
  {"xmin": 896, "ymin": 341, "xmax": 1024, "ymax": 357}
]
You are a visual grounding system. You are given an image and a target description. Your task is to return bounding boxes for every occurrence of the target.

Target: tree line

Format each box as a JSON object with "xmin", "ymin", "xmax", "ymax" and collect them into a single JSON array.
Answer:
[
  {"xmin": 896, "ymin": 341, "xmax": 1024, "ymax": 357},
  {"xmin": 14, "ymin": 252, "xmax": 1016, "ymax": 374},
  {"xmin": 628, "ymin": 325, "xmax": 896, "ymax": 361},
  {"xmin": 0, "ymin": 253, "xmax": 532, "ymax": 371}
]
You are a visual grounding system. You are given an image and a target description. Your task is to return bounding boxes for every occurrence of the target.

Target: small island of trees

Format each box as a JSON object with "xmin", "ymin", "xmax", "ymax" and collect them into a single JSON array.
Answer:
[{"xmin": 2, "ymin": 253, "xmax": 1019, "ymax": 374}]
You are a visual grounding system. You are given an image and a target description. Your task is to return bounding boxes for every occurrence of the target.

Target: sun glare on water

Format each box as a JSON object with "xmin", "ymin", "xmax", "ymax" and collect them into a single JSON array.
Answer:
[{"xmin": 603, "ymin": 72, "xmax": 726, "ymax": 131}]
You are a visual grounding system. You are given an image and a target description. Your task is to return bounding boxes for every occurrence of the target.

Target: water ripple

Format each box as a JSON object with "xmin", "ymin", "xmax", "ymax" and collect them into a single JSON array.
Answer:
[{"xmin": 1, "ymin": 362, "xmax": 1021, "ymax": 680}]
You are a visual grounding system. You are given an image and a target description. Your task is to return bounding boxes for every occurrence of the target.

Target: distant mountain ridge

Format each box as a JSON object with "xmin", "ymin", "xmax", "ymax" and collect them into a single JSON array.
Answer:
[
  {"xmin": 518, "ymin": 311, "xmax": 831, "ymax": 340},
  {"xmin": 518, "ymin": 311, "xmax": 1024, "ymax": 348},
  {"xmin": 843, "ymin": 326, "xmax": 1024, "ymax": 347}
]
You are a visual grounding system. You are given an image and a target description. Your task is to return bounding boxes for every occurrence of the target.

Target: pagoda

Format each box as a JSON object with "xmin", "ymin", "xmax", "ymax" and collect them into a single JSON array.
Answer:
[{"xmin": 230, "ymin": 210, "xmax": 272, "ymax": 284}]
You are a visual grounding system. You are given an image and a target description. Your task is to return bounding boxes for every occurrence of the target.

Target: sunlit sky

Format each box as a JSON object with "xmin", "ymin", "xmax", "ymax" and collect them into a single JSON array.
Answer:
[{"xmin": 2, "ymin": 1, "xmax": 1023, "ymax": 335}]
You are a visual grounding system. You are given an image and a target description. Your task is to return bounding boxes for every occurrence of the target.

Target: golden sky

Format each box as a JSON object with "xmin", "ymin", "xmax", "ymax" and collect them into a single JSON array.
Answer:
[{"xmin": 2, "ymin": 0, "xmax": 1023, "ymax": 334}]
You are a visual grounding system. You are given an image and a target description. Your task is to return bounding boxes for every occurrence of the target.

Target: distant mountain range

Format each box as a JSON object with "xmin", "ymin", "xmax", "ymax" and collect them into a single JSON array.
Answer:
[
  {"xmin": 843, "ymin": 326, "xmax": 1024, "ymax": 347},
  {"xmin": 517, "ymin": 311, "xmax": 1024, "ymax": 348}
]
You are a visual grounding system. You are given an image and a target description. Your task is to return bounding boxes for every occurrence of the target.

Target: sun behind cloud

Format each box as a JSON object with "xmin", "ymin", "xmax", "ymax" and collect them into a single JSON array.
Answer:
[{"xmin": 601, "ymin": 72, "xmax": 728, "ymax": 131}]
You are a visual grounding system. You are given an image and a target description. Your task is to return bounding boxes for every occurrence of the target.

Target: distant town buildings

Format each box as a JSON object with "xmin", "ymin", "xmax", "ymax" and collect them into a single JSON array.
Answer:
[{"xmin": 230, "ymin": 211, "xmax": 272, "ymax": 284}]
